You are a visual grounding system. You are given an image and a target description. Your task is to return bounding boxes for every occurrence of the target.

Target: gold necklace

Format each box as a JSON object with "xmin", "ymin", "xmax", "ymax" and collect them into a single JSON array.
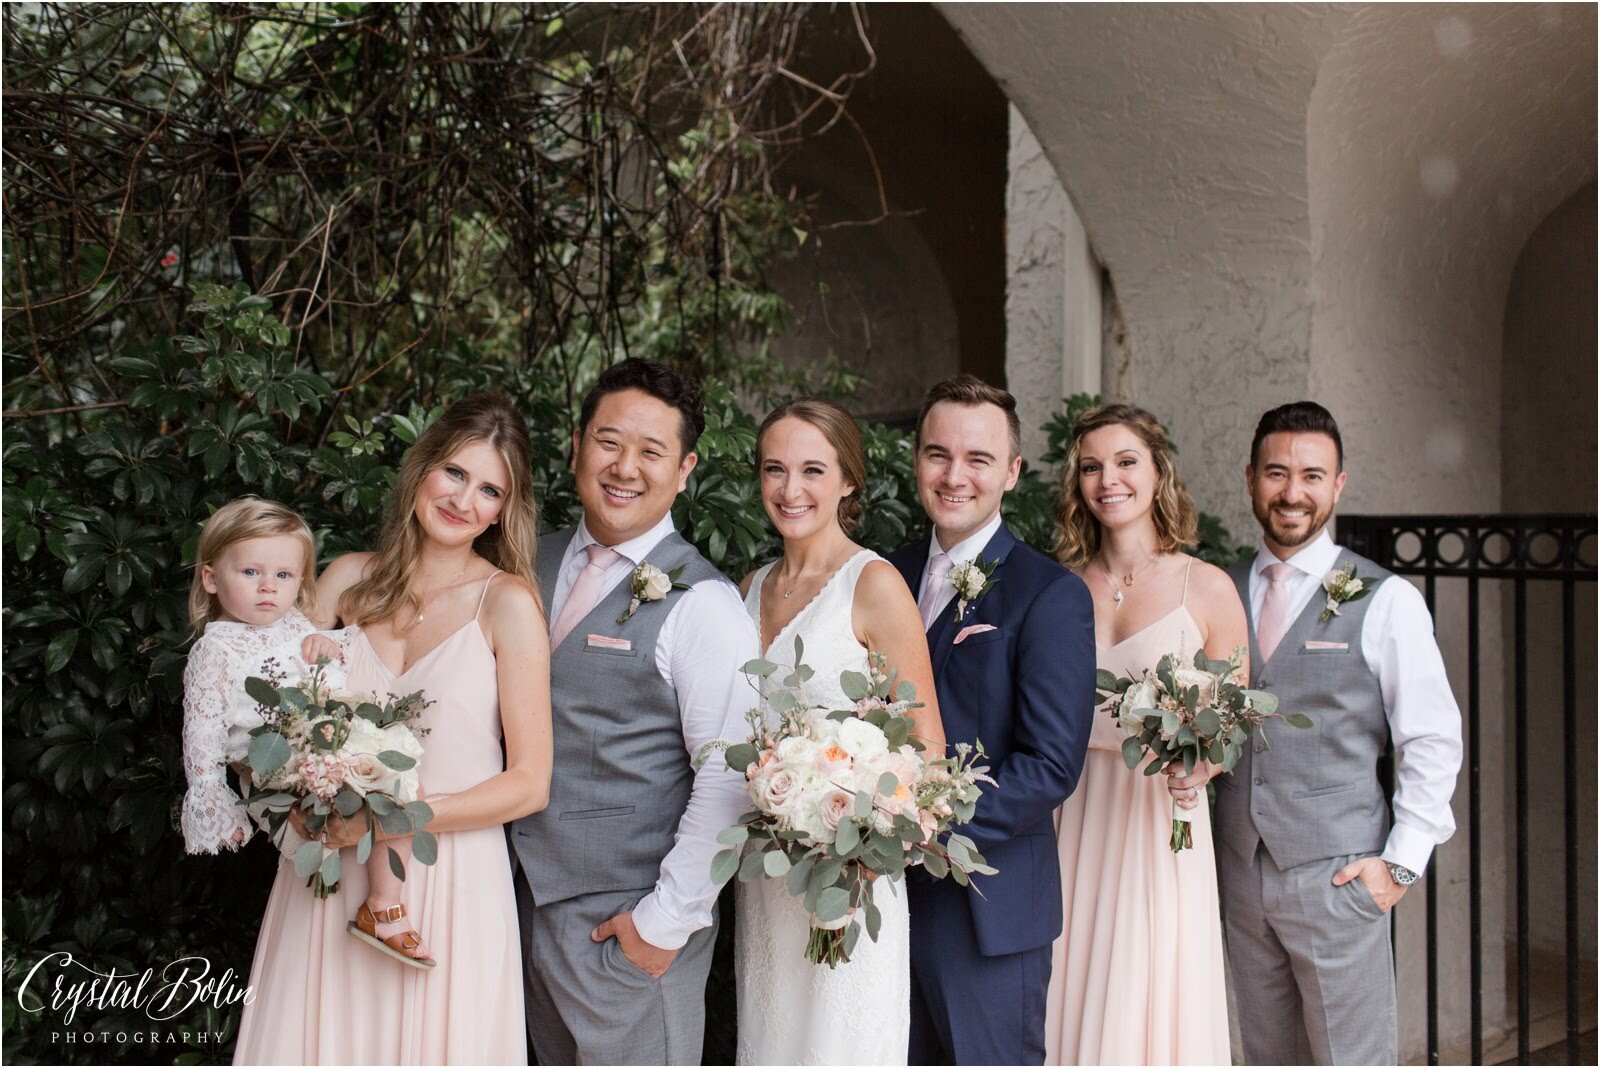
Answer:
[
  {"xmin": 1097, "ymin": 553, "xmax": 1159, "ymax": 611},
  {"xmin": 411, "ymin": 564, "xmax": 468, "ymax": 627}
]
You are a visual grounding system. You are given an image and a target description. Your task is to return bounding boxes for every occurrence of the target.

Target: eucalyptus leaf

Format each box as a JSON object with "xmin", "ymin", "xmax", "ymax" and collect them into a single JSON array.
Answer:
[
  {"xmin": 763, "ymin": 850, "xmax": 791, "ymax": 877},
  {"xmin": 294, "ymin": 840, "xmax": 323, "ymax": 878},
  {"xmin": 388, "ymin": 846, "xmax": 406, "ymax": 881},
  {"xmin": 356, "ymin": 828, "xmax": 373, "ymax": 865},
  {"xmin": 1282, "ymin": 711, "xmax": 1314, "ymax": 729},
  {"xmin": 723, "ymin": 743, "xmax": 759, "ymax": 774},
  {"xmin": 716, "ymin": 824, "xmax": 750, "ymax": 846},
  {"xmin": 839, "ymin": 671, "xmax": 870, "ymax": 701},
  {"xmin": 320, "ymin": 848, "xmax": 342, "ymax": 888},
  {"xmin": 786, "ymin": 854, "xmax": 817, "ymax": 896},
  {"xmin": 836, "ymin": 819, "xmax": 861, "ymax": 855},
  {"xmin": 814, "ymin": 886, "xmax": 850, "ymax": 923},
  {"xmin": 739, "ymin": 848, "xmax": 768, "ymax": 882},
  {"xmin": 378, "ymin": 749, "xmax": 417, "ymax": 771},
  {"xmin": 711, "ymin": 848, "xmax": 740, "ymax": 885},
  {"xmin": 333, "ymin": 788, "xmax": 363, "ymax": 817},
  {"xmin": 412, "ymin": 829, "xmax": 438, "ymax": 865},
  {"xmin": 1121, "ymin": 736, "xmax": 1146, "ymax": 770},
  {"xmin": 247, "ymin": 731, "xmax": 291, "ymax": 776},
  {"xmin": 244, "ymin": 676, "xmax": 281, "ymax": 708}
]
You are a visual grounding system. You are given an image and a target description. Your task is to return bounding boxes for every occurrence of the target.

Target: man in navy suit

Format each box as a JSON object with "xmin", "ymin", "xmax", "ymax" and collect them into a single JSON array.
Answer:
[{"xmin": 888, "ymin": 375, "xmax": 1096, "ymax": 1065}]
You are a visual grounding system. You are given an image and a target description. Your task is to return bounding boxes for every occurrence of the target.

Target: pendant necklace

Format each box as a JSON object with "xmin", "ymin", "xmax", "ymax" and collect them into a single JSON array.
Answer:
[
  {"xmin": 1098, "ymin": 553, "xmax": 1159, "ymax": 611},
  {"xmin": 411, "ymin": 563, "xmax": 468, "ymax": 627}
]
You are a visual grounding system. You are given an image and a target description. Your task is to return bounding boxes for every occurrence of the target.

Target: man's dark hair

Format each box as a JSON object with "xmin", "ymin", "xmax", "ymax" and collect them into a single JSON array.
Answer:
[
  {"xmin": 1250, "ymin": 401, "xmax": 1344, "ymax": 470},
  {"xmin": 914, "ymin": 373, "xmax": 1022, "ymax": 459},
  {"xmin": 577, "ymin": 358, "xmax": 705, "ymax": 457}
]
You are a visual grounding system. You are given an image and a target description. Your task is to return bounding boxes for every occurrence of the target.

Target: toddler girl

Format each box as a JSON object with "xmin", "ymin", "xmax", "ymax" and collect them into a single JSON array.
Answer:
[{"xmin": 180, "ymin": 497, "xmax": 434, "ymax": 970}]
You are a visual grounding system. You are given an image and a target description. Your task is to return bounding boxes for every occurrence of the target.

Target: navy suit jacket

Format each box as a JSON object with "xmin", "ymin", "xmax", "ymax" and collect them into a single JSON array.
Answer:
[{"xmin": 888, "ymin": 520, "xmax": 1096, "ymax": 957}]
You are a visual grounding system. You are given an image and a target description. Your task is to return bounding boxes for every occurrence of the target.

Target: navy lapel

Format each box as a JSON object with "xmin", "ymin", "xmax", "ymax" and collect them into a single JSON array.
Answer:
[
  {"xmin": 889, "ymin": 541, "xmax": 929, "ymax": 601},
  {"xmin": 931, "ymin": 522, "xmax": 1018, "ymax": 680}
]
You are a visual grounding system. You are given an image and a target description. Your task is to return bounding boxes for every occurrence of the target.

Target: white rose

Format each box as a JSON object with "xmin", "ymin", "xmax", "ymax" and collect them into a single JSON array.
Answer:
[
  {"xmin": 640, "ymin": 564, "xmax": 673, "ymax": 600},
  {"xmin": 776, "ymin": 735, "xmax": 820, "ymax": 767},
  {"xmin": 1117, "ymin": 678, "xmax": 1160, "ymax": 732},
  {"xmin": 1172, "ymin": 668, "xmax": 1218, "ymax": 709},
  {"xmin": 836, "ymin": 717, "xmax": 889, "ymax": 761}
]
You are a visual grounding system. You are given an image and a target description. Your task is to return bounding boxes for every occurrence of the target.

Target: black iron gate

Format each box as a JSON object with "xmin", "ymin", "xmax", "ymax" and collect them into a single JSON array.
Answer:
[{"xmin": 1337, "ymin": 514, "xmax": 1597, "ymax": 1065}]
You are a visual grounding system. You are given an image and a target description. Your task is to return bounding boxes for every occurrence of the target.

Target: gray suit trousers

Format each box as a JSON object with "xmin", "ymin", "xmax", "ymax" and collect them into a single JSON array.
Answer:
[
  {"xmin": 515, "ymin": 871, "xmax": 718, "ymax": 1066},
  {"xmin": 1219, "ymin": 845, "xmax": 1397, "ymax": 1066}
]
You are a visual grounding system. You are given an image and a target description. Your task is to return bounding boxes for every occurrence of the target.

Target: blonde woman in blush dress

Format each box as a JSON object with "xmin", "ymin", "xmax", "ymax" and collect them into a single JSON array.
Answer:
[
  {"xmin": 233, "ymin": 394, "xmax": 553, "ymax": 1065},
  {"xmin": 1042, "ymin": 405, "xmax": 1245, "ymax": 1066}
]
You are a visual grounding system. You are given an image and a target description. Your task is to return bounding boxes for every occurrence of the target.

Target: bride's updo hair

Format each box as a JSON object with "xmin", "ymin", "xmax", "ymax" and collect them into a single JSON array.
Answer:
[
  {"xmin": 1052, "ymin": 403, "xmax": 1198, "ymax": 569},
  {"xmin": 340, "ymin": 393, "xmax": 540, "ymax": 627},
  {"xmin": 756, "ymin": 398, "xmax": 868, "ymax": 534}
]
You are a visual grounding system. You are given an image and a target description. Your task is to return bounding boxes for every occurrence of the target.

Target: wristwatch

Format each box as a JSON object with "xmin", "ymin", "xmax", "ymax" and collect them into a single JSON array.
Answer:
[{"xmin": 1386, "ymin": 861, "xmax": 1419, "ymax": 886}]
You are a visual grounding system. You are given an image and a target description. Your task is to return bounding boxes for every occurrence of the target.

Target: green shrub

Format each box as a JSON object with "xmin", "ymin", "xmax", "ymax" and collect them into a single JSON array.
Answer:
[{"xmin": 2, "ymin": 283, "xmax": 1245, "ymax": 1064}]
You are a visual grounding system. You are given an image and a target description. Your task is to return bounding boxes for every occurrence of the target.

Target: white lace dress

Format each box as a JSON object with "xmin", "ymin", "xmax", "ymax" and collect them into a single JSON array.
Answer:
[
  {"xmin": 736, "ymin": 549, "xmax": 911, "ymax": 1066},
  {"xmin": 179, "ymin": 609, "xmax": 349, "ymax": 854}
]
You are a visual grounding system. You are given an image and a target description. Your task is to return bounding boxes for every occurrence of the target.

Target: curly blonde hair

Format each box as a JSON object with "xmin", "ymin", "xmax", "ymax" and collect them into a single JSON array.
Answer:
[
  {"xmin": 340, "ymin": 393, "xmax": 540, "ymax": 627},
  {"xmin": 1052, "ymin": 404, "xmax": 1198, "ymax": 568},
  {"xmin": 190, "ymin": 498, "xmax": 319, "ymax": 634}
]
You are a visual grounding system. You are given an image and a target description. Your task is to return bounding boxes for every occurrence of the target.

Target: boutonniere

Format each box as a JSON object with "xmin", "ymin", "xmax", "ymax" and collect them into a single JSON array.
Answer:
[
  {"xmin": 1319, "ymin": 562, "xmax": 1377, "ymax": 622},
  {"xmin": 617, "ymin": 561, "xmax": 690, "ymax": 624},
  {"xmin": 948, "ymin": 557, "xmax": 999, "ymax": 621}
]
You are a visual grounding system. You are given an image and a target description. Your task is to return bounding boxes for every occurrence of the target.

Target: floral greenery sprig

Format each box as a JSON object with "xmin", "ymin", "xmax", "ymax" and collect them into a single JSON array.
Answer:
[
  {"xmin": 617, "ymin": 561, "xmax": 691, "ymax": 624},
  {"xmin": 1319, "ymin": 562, "xmax": 1378, "ymax": 623},
  {"xmin": 949, "ymin": 557, "xmax": 999, "ymax": 621}
]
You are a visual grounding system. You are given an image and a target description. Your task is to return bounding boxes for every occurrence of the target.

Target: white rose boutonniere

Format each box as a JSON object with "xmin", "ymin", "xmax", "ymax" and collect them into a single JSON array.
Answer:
[
  {"xmin": 617, "ymin": 560, "xmax": 691, "ymax": 624},
  {"xmin": 1319, "ymin": 562, "xmax": 1377, "ymax": 623},
  {"xmin": 947, "ymin": 557, "xmax": 999, "ymax": 621}
]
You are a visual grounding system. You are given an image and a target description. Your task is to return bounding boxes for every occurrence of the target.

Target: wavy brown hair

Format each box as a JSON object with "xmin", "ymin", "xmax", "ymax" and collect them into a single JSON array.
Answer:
[
  {"xmin": 340, "ymin": 393, "xmax": 540, "ymax": 627},
  {"xmin": 1053, "ymin": 404, "xmax": 1198, "ymax": 568},
  {"xmin": 757, "ymin": 398, "xmax": 867, "ymax": 534}
]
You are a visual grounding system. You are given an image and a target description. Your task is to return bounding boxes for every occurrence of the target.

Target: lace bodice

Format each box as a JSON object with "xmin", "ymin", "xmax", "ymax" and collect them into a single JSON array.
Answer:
[{"xmin": 179, "ymin": 609, "xmax": 352, "ymax": 854}]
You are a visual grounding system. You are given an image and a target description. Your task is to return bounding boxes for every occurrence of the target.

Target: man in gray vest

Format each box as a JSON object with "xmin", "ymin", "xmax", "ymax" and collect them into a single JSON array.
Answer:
[
  {"xmin": 510, "ymin": 359, "xmax": 757, "ymax": 1064},
  {"xmin": 1175, "ymin": 401, "xmax": 1463, "ymax": 1064}
]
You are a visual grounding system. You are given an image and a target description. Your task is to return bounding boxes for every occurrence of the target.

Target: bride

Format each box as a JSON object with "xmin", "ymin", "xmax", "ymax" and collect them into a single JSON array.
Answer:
[{"xmin": 735, "ymin": 398, "xmax": 946, "ymax": 1066}]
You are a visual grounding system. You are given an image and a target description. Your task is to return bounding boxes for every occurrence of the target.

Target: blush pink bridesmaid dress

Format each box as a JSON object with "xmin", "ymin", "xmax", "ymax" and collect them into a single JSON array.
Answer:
[
  {"xmin": 1044, "ymin": 564, "xmax": 1233, "ymax": 1066},
  {"xmin": 233, "ymin": 574, "xmax": 526, "ymax": 1065}
]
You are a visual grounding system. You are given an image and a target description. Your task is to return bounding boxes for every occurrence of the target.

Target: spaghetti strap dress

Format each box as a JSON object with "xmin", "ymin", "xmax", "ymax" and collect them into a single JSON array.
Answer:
[
  {"xmin": 234, "ymin": 572, "xmax": 526, "ymax": 1065},
  {"xmin": 1043, "ymin": 558, "xmax": 1232, "ymax": 1066}
]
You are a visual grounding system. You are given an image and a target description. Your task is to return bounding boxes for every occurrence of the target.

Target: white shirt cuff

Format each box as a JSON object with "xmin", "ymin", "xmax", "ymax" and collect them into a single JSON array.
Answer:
[
  {"xmin": 629, "ymin": 891, "xmax": 693, "ymax": 951},
  {"xmin": 1381, "ymin": 822, "xmax": 1436, "ymax": 875}
]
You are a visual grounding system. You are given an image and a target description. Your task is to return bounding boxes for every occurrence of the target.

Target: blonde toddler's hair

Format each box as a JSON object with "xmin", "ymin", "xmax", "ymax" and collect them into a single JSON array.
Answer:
[{"xmin": 189, "ymin": 498, "xmax": 319, "ymax": 634}]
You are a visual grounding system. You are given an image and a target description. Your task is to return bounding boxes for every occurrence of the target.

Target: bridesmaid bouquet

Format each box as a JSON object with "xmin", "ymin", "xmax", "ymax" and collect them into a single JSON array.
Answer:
[
  {"xmin": 1098, "ymin": 649, "xmax": 1311, "ymax": 851},
  {"xmin": 701, "ymin": 639, "xmax": 995, "ymax": 967},
  {"xmin": 240, "ymin": 662, "xmax": 438, "ymax": 896}
]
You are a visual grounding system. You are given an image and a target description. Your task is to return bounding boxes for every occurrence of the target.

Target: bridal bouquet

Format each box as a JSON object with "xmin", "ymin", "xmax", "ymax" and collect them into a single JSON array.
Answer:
[
  {"xmin": 240, "ymin": 662, "xmax": 437, "ymax": 896},
  {"xmin": 702, "ymin": 639, "xmax": 995, "ymax": 967},
  {"xmin": 1098, "ymin": 649, "xmax": 1310, "ymax": 851}
]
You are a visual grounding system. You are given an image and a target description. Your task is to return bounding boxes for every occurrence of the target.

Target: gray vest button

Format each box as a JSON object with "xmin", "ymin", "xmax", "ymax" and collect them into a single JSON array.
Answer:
[{"xmin": 1253, "ymin": 776, "xmax": 1264, "ymax": 785}]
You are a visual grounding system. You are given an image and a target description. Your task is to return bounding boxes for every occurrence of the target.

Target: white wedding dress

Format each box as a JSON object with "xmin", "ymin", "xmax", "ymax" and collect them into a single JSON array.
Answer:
[{"xmin": 736, "ymin": 549, "xmax": 911, "ymax": 1066}]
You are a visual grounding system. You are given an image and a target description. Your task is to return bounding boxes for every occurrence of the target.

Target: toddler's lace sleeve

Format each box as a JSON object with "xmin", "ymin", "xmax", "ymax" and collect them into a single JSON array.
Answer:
[{"xmin": 180, "ymin": 637, "xmax": 254, "ymax": 854}]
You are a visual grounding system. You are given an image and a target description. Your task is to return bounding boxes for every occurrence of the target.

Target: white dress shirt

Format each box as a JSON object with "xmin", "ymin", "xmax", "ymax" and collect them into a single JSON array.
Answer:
[
  {"xmin": 1247, "ymin": 528, "xmax": 1464, "ymax": 874},
  {"xmin": 917, "ymin": 511, "xmax": 1005, "ymax": 625},
  {"xmin": 550, "ymin": 512, "xmax": 758, "ymax": 950}
]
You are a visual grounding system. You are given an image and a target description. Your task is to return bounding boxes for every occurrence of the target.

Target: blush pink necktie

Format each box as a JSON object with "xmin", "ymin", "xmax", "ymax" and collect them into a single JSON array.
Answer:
[
  {"xmin": 1255, "ymin": 561, "xmax": 1298, "ymax": 662},
  {"xmin": 919, "ymin": 552, "xmax": 953, "ymax": 630},
  {"xmin": 551, "ymin": 543, "xmax": 624, "ymax": 650}
]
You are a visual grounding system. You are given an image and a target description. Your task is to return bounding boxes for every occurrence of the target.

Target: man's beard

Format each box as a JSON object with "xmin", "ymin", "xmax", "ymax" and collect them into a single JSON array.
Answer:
[{"xmin": 1253, "ymin": 495, "xmax": 1332, "ymax": 549}]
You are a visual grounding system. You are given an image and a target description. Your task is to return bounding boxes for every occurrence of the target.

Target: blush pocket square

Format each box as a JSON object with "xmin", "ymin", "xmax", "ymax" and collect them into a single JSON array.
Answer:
[
  {"xmin": 954, "ymin": 624, "xmax": 998, "ymax": 645},
  {"xmin": 1303, "ymin": 640, "xmax": 1348, "ymax": 651},
  {"xmin": 586, "ymin": 634, "xmax": 632, "ymax": 652}
]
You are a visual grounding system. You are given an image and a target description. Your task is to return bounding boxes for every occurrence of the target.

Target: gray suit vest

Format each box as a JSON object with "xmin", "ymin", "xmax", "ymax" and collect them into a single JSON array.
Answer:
[
  {"xmin": 510, "ymin": 526, "xmax": 728, "ymax": 906},
  {"xmin": 1212, "ymin": 548, "xmax": 1394, "ymax": 870}
]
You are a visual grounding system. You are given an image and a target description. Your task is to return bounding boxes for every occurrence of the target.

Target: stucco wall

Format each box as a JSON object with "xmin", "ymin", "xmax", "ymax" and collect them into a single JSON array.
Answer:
[
  {"xmin": 1005, "ymin": 104, "xmax": 1102, "ymax": 464},
  {"xmin": 1500, "ymin": 185, "xmax": 1598, "ymax": 967}
]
